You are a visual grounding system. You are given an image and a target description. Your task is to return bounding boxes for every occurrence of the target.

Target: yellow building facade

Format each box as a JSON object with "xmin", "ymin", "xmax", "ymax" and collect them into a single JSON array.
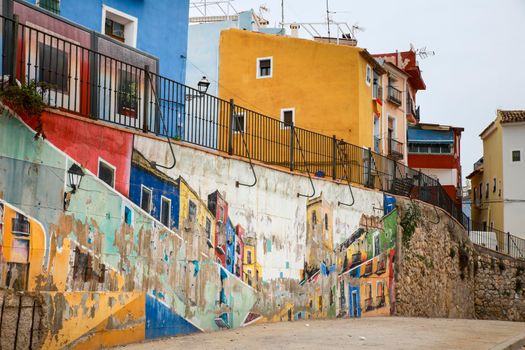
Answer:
[
  {"xmin": 467, "ymin": 116, "xmax": 504, "ymax": 231},
  {"xmin": 218, "ymin": 29, "xmax": 385, "ymax": 150}
]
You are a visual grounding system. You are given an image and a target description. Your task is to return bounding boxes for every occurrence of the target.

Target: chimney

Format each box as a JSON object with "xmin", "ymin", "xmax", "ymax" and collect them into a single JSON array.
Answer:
[{"xmin": 290, "ymin": 23, "xmax": 300, "ymax": 38}]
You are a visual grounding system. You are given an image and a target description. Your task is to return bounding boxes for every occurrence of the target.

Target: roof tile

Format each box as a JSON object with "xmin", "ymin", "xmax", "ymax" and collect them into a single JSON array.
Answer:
[{"xmin": 499, "ymin": 110, "xmax": 525, "ymax": 123}]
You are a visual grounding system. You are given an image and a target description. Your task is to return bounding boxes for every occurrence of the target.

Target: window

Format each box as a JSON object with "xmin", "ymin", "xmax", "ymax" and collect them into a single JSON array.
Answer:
[
  {"xmin": 512, "ymin": 150, "xmax": 521, "ymax": 162},
  {"xmin": 257, "ymin": 57, "xmax": 272, "ymax": 78},
  {"xmin": 493, "ymin": 178, "xmax": 496, "ymax": 193},
  {"xmin": 408, "ymin": 143, "xmax": 452, "ymax": 154},
  {"xmin": 38, "ymin": 0, "xmax": 60, "ymax": 14},
  {"xmin": 281, "ymin": 109, "xmax": 294, "ymax": 128},
  {"xmin": 205, "ymin": 217, "xmax": 212, "ymax": 241},
  {"xmin": 102, "ymin": 5, "xmax": 138, "ymax": 47},
  {"xmin": 160, "ymin": 197, "xmax": 171, "ymax": 227},
  {"xmin": 247, "ymin": 250, "xmax": 252, "ymax": 264},
  {"xmin": 485, "ymin": 183, "xmax": 489, "ymax": 199},
  {"xmin": 140, "ymin": 186, "xmax": 152, "ymax": 214},
  {"xmin": 219, "ymin": 206, "xmax": 225, "ymax": 222},
  {"xmin": 373, "ymin": 232, "xmax": 380, "ymax": 257},
  {"xmin": 124, "ymin": 206, "xmax": 133, "ymax": 226},
  {"xmin": 366, "ymin": 65, "xmax": 371, "ymax": 85},
  {"xmin": 188, "ymin": 200, "xmax": 197, "ymax": 222},
  {"xmin": 479, "ymin": 183, "xmax": 482, "ymax": 200},
  {"xmin": 324, "ymin": 213, "xmax": 328, "ymax": 230},
  {"xmin": 232, "ymin": 114, "xmax": 245, "ymax": 133},
  {"xmin": 312, "ymin": 210, "xmax": 317, "ymax": 226},
  {"xmin": 38, "ymin": 43, "xmax": 69, "ymax": 92},
  {"xmin": 105, "ymin": 18, "xmax": 125, "ymax": 42},
  {"xmin": 117, "ymin": 69, "xmax": 138, "ymax": 117},
  {"xmin": 98, "ymin": 159, "xmax": 115, "ymax": 188}
]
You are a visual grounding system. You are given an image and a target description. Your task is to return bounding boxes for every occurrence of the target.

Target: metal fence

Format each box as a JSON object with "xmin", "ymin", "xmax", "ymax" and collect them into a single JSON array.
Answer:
[
  {"xmin": 469, "ymin": 223, "xmax": 525, "ymax": 260},
  {"xmin": 1, "ymin": 15, "xmax": 468, "ymax": 226}
]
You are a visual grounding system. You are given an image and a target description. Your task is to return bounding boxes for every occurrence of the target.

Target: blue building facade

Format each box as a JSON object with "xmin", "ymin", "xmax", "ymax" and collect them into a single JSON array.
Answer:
[
  {"xmin": 225, "ymin": 218, "xmax": 236, "ymax": 274},
  {"xmin": 129, "ymin": 151, "xmax": 180, "ymax": 230},
  {"xmin": 25, "ymin": 0, "xmax": 189, "ymax": 82}
]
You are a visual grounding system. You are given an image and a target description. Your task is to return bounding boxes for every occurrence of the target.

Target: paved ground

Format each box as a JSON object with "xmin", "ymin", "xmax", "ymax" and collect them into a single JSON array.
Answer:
[{"xmin": 114, "ymin": 317, "xmax": 525, "ymax": 350}]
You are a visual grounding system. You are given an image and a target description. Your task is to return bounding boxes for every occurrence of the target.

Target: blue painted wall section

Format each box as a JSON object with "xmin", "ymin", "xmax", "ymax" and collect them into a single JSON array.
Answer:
[
  {"xmin": 225, "ymin": 218, "xmax": 236, "ymax": 274},
  {"xmin": 25, "ymin": 0, "xmax": 189, "ymax": 82},
  {"xmin": 145, "ymin": 294, "xmax": 201, "ymax": 339}
]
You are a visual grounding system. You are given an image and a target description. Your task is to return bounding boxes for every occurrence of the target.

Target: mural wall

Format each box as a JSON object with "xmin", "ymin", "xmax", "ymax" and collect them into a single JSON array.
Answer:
[{"xmin": 0, "ymin": 109, "xmax": 400, "ymax": 349}]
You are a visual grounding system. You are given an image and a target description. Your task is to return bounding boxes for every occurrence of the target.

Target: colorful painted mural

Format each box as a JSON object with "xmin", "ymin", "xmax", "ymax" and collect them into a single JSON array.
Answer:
[{"xmin": 0, "ymin": 106, "xmax": 400, "ymax": 348}]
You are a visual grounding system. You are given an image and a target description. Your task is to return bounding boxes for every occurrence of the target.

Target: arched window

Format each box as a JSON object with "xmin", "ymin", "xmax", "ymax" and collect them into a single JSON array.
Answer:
[
  {"xmin": 312, "ymin": 210, "xmax": 317, "ymax": 226},
  {"xmin": 324, "ymin": 213, "xmax": 329, "ymax": 230}
]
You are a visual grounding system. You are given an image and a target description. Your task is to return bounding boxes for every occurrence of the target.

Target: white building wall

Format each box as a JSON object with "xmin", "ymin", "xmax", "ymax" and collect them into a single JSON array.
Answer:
[
  {"xmin": 502, "ymin": 123, "xmax": 525, "ymax": 239},
  {"xmin": 134, "ymin": 135, "xmax": 383, "ymax": 281},
  {"xmin": 419, "ymin": 168, "xmax": 457, "ymax": 187}
]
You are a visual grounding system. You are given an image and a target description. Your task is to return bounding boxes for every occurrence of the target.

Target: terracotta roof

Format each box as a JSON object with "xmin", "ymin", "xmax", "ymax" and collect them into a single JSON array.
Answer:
[{"xmin": 498, "ymin": 110, "xmax": 525, "ymax": 124}]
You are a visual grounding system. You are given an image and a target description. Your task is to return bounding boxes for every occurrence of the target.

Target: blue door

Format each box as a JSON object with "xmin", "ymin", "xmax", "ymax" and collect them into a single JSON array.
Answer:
[{"xmin": 349, "ymin": 285, "xmax": 361, "ymax": 318}]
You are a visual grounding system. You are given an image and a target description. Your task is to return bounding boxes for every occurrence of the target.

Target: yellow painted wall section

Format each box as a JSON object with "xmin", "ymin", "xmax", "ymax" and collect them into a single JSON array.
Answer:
[
  {"xmin": 480, "ymin": 118, "xmax": 504, "ymax": 229},
  {"xmin": 219, "ymin": 29, "xmax": 375, "ymax": 148}
]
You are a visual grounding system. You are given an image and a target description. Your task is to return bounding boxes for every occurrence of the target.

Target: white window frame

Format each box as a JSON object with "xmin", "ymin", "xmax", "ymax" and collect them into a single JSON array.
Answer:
[
  {"xmin": 102, "ymin": 5, "xmax": 138, "ymax": 48},
  {"xmin": 160, "ymin": 196, "xmax": 171, "ymax": 228},
  {"xmin": 97, "ymin": 157, "xmax": 116, "ymax": 188},
  {"xmin": 256, "ymin": 56, "xmax": 273, "ymax": 79},
  {"xmin": 280, "ymin": 108, "xmax": 295, "ymax": 129},
  {"xmin": 140, "ymin": 185, "xmax": 152, "ymax": 214},
  {"xmin": 232, "ymin": 113, "xmax": 246, "ymax": 133},
  {"xmin": 365, "ymin": 65, "xmax": 372, "ymax": 86}
]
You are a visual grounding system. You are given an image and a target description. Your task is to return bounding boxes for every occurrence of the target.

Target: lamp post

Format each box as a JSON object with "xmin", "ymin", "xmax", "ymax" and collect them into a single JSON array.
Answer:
[{"xmin": 64, "ymin": 163, "xmax": 85, "ymax": 210}]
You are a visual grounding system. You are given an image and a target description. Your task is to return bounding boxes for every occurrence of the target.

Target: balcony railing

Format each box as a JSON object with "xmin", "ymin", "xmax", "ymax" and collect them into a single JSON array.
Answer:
[
  {"xmin": 387, "ymin": 138, "xmax": 404, "ymax": 160},
  {"xmin": 387, "ymin": 86, "xmax": 402, "ymax": 106},
  {"xmin": 0, "ymin": 14, "xmax": 470, "ymax": 231},
  {"xmin": 375, "ymin": 295, "xmax": 386, "ymax": 308},
  {"xmin": 364, "ymin": 297, "xmax": 373, "ymax": 311},
  {"xmin": 469, "ymin": 222, "xmax": 525, "ymax": 259},
  {"xmin": 12, "ymin": 217, "xmax": 30, "ymax": 235}
]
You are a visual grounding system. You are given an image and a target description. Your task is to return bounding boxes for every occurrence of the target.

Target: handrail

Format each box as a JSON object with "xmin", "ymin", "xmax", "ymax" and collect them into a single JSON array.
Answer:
[
  {"xmin": 145, "ymin": 68, "xmax": 177, "ymax": 170},
  {"xmin": 293, "ymin": 128, "xmax": 316, "ymax": 199},
  {"xmin": 335, "ymin": 141, "xmax": 355, "ymax": 207}
]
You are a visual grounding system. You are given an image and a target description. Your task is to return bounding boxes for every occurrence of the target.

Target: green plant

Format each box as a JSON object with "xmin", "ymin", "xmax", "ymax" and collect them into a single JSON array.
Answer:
[
  {"xmin": 0, "ymin": 80, "xmax": 48, "ymax": 139},
  {"xmin": 449, "ymin": 247, "xmax": 456, "ymax": 259},
  {"xmin": 400, "ymin": 202, "xmax": 421, "ymax": 247},
  {"xmin": 498, "ymin": 259, "xmax": 506, "ymax": 272},
  {"xmin": 516, "ymin": 279, "xmax": 523, "ymax": 293},
  {"xmin": 516, "ymin": 266, "xmax": 524, "ymax": 277}
]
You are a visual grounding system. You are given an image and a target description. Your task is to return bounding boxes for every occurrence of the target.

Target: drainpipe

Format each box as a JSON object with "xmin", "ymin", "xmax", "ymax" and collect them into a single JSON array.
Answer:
[{"xmin": 403, "ymin": 79, "xmax": 407, "ymax": 164}]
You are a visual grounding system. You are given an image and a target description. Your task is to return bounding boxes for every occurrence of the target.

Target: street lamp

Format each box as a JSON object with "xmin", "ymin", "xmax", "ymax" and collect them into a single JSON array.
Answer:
[
  {"xmin": 64, "ymin": 163, "xmax": 85, "ymax": 210},
  {"xmin": 197, "ymin": 76, "xmax": 210, "ymax": 95}
]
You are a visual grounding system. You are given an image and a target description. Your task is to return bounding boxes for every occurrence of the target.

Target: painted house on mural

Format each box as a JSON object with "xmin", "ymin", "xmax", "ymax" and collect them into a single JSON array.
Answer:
[
  {"xmin": 129, "ymin": 150, "xmax": 180, "ymax": 230},
  {"xmin": 225, "ymin": 218, "xmax": 236, "ymax": 274},
  {"xmin": 242, "ymin": 232, "xmax": 262, "ymax": 289},
  {"xmin": 21, "ymin": 0, "xmax": 189, "ymax": 81},
  {"xmin": 467, "ymin": 110, "xmax": 525, "ymax": 239},
  {"xmin": 407, "ymin": 123, "xmax": 464, "ymax": 208},
  {"xmin": 218, "ymin": 29, "xmax": 386, "ymax": 150},
  {"xmin": 207, "ymin": 190, "xmax": 228, "ymax": 266}
]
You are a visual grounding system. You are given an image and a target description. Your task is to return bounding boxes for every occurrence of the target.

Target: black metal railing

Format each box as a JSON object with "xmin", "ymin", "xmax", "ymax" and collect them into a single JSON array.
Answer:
[
  {"xmin": 0, "ymin": 15, "xmax": 469, "ymax": 229},
  {"xmin": 37, "ymin": 0, "xmax": 60, "ymax": 15},
  {"xmin": 387, "ymin": 138, "xmax": 404, "ymax": 160},
  {"xmin": 387, "ymin": 86, "xmax": 402, "ymax": 105},
  {"xmin": 469, "ymin": 223, "xmax": 525, "ymax": 259}
]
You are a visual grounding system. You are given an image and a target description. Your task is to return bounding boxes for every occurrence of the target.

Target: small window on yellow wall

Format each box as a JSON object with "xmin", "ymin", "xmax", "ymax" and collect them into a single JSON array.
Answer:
[
  {"xmin": 366, "ymin": 65, "xmax": 372, "ymax": 86},
  {"xmin": 257, "ymin": 57, "xmax": 273, "ymax": 78}
]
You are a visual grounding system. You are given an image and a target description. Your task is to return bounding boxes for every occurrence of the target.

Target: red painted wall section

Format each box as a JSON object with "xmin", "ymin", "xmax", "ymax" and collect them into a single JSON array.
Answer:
[
  {"xmin": 408, "ymin": 154, "xmax": 458, "ymax": 169},
  {"xmin": 24, "ymin": 111, "xmax": 132, "ymax": 196}
]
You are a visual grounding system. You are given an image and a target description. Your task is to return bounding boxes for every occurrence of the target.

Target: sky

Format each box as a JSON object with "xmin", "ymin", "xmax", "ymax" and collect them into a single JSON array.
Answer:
[{"xmin": 191, "ymin": 0, "xmax": 525, "ymax": 184}]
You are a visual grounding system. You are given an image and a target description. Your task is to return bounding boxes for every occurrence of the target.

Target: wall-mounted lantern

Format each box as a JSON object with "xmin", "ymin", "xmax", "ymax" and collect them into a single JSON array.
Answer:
[{"xmin": 64, "ymin": 163, "xmax": 85, "ymax": 210}]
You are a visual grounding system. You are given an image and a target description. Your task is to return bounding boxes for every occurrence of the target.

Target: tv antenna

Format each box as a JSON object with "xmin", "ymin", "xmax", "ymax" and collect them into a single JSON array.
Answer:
[
  {"xmin": 326, "ymin": 0, "xmax": 331, "ymax": 40},
  {"xmin": 410, "ymin": 43, "xmax": 436, "ymax": 59}
]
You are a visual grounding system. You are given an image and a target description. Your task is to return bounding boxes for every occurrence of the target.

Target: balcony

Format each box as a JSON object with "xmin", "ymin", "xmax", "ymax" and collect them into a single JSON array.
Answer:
[
  {"xmin": 350, "ymin": 252, "xmax": 362, "ymax": 268},
  {"xmin": 387, "ymin": 86, "xmax": 402, "ymax": 106},
  {"xmin": 374, "ymin": 136, "xmax": 381, "ymax": 153},
  {"xmin": 12, "ymin": 217, "xmax": 30, "ymax": 235},
  {"xmin": 387, "ymin": 138, "xmax": 404, "ymax": 161},
  {"xmin": 364, "ymin": 297, "xmax": 374, "ymax": 311},
  {"xmin": 363, "ymin": 261, "xmax": 373, "ymax": 276},
  {"xmin": 375, "ymin": 295, "xmax": 386, "ymax": 308}
]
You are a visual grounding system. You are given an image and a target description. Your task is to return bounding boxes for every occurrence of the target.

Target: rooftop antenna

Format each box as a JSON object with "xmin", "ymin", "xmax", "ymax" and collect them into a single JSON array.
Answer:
[
  {"xmin": 351, "ymin": 23, "xmax": 365, "ymax": 38},
  {"xmin": 326, "ymin": 0, "xmax": 331, "ymax": 40},
  {"xmin": 281, "ymin": 0, "xmax": 284, "ymax": 31},
  {"xmin": 416, "ymin": 46, "xmax": 436, "ymax": 59}
]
